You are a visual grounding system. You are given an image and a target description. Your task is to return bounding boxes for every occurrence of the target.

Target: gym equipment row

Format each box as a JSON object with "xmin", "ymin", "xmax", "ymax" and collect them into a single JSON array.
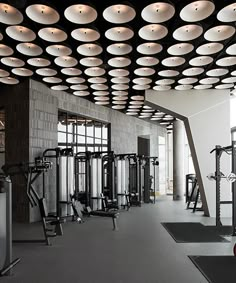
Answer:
[
  {"xmin": 0, "ymin": 176, "xmax": 20, "ymax": 276},
  {"xmin": 207, "ymin": 141, "xmax": 236, "ymax": 236},
  {"xmin": 185, "ymin": 174, "xmax": 202, "ymax": 213},
  {"xmin": 2, "ymin": 158, "xmax": 63, "ymax": 246}
]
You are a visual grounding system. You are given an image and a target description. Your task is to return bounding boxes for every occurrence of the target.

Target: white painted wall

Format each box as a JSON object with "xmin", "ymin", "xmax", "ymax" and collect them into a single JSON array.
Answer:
[{"xmin": 146, "ymin": 89, "xmax": 231, "ymax": 217}]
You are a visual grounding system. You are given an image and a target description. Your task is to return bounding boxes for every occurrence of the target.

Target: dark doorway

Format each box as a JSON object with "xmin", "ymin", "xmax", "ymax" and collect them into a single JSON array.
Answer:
[{"xmin": 138, "ymin": 136, "xmax": 150, "ymax": 203}]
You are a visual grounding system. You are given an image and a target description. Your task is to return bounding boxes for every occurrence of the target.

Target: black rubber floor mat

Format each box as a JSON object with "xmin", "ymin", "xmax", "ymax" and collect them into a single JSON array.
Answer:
[
  {"xmin": 162, "ymin": 222, "xmax": 229, "ymax": 243},
  {"xmin": 189, "ymin": 256, "xmax": 236, "ymax": 283}
]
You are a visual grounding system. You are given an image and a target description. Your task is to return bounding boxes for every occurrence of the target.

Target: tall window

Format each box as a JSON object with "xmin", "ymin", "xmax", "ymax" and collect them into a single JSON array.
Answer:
[
  {"xmin": 58, "ymin": 111, "xmax": 110, "ymax": 153},
  {"xmin": 0, "ymin": 109, "xmax": 5, "ymax": 171}
]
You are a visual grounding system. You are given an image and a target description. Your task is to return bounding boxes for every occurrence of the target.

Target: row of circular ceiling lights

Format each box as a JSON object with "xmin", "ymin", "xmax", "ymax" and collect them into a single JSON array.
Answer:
[{"xmin": 1, "ymin": 1, "xmax": 235, "ymax": 26}]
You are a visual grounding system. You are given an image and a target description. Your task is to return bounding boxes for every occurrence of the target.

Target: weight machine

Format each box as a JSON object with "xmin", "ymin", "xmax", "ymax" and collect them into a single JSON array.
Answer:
[
  {"xmin": 207, "ymin": 142, "xmax": 236, "ymax": 236},
  {"xmin": 2, "ymin": 158, "xmax": 63, "ymax": 245},
  {"xmin": 42, "ymin": 147, "xmax": 74, "ymax": 219}
]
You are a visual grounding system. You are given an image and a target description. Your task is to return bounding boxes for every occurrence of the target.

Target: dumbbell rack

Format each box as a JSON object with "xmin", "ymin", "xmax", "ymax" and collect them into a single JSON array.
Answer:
[{"xmin": 212, "ymin": 141, "xmax": 236, "ymax": 236}]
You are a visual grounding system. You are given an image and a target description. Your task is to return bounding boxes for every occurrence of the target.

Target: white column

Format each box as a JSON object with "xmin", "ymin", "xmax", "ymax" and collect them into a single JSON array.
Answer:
[{"xmin": 173, "ymin": 120, "xmax": 185, "ymax": 200}]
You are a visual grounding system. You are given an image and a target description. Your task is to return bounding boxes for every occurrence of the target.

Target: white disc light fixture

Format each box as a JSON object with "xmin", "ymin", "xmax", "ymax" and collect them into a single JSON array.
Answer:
[
  {"xmin": 36, "ymin": 68, "xmax": 57, "ymax": 76},
  {"xmin": 46, "ymin": 45, "xmax": 72, "ymax": 57},
  {"xmin": 71, "ymin": 28, "xmax": 100, "ymax": 42},
  {"xmin": 204, "ymin": 25, "xmax": 235, "ymax": 41},
  {"xmin": 173, "ymin": 24, "xmax": 203, "ymax": 41},
  {"xmin": 6, "ymin": 26, "xmax": 36, "ymax": 42},
  {"xmin": 26, "ymin": 4, "xmax": 60, "ymax": 25},
  {"xmin": 107, "ymin": 43, "xmax": 132, "ymax": 55},
  {"xmin": 0, "ymin": 3, "xmax": 23, "ymax": 25},
  {"xmin": 137, "ymin": 42, "xmax": 162, "ymax": 55},
  {"xmin": 54, "ymin": 56, "xmax": 78, "ymax": 67},
  {"xmin": 65, "ymin": 4, "xmax": 97, "ymax": 24},
  {"xmin": 139, "ymin": 24, "xmax": 168, "ymax": 40},
  {"xmin": 103, "ymin": 4, "xmax": 136, "ymax": 24},
  {"xmin": 141, "ymin": 2, "xmax": 175, "ymax": 23},
  {"xmin": 217, "ymin": 3, "xmax": 236, "ymax": 22},
  {"xmin": 180, "ymin": 1, "xmax": 215, "ymax": 22},
  {"xmin": 17, "ymin": 43, "xmax": 43, "ymax": 56},
  {"xmin": 168, "ymin": 43, "xmax": 194, "ymax": 55},
  {"xmin": 38, "ymin": 27, "xmax": 67, "ymax": 42},
  {"xmin": 105, "ymin": 27, "xmax": 134, "ymax": 41}
]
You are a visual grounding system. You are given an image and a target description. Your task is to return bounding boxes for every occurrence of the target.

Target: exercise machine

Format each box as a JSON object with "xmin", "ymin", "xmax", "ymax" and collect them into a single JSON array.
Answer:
[
  {"xmin": 207, "ymin": 142, "xmax": 236, "ymax": 236},
  {"xmin": 2, "ymin": 158, "xmax": 63, "ymax": 245},
  {"xmin": 186, "ymin": 174, "xmax": 202, "ymax": 212},
  {"xmin": 0, "ymin": 175, "xmax": 20, "ymax": 276},
  {"xmin": 43, "ymin": 147, "xmax": 74, "ymax": 219}
]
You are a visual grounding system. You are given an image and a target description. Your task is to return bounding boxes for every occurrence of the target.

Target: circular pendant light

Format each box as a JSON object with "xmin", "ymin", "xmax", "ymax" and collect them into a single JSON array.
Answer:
[
  {"xmin": 180, "ymin": 1, "xmax": 215, "ymax": 22},
  {"xmin": 189, "ymin": 56, "xmax": 213, "ymax": 66},
  {"xmin": 93, "ymin": 91, "xmax": 109, "ymax": 96},
  {"xmin": 84, "ymin": 67, "xmax": 105, "ymax": 77},
  {"xmin": 105, "ymin": 27, "xmax": 134, "ymax": 41},
  {"xmin": 182, "ymin": 67, "xmax": 204, "ymax": 76},
  {"xmin": 226, "ymin": 43, "xmax": 236, "ymax": 55},
  {"xmin": 38, "ymin": 27, "xmax": 67, "ymax": 42},
  {"xmin": 173, "ymin": 24, "xmax": 203, "ymax": 41},
  {"xmin": 107, "ymin": 43, "xmax": 132, "ymax": 55},
  {"xmin": 65, "ymin": 4, "xmax": 97, "ymax": 24},
  {"xmin": 155, "ymin": 79, "xmax": 175, "ymax": 85},
  {"xmin": 1, "ymin": 57, "xmax": 24, "ymax": 67},
  {"xmin": 112, "ymin": 105, "xmax": 126, "ymax": 109},
  {"xmin": 111, "ymin": 84, "xmax": 129, "ymax": 90},
  {"xmin": 217, "ymin": 3, "xmax": 236, "ymax": 22},
  {"xmin": 134, "ymin": 67, "xmax": 155, "ymax": 76},
  {"xmin": 204, "ymin": 25, "xmax": 235, "ymax": 41},
  {"xmin": 167, "ymin": 43, "xmax": 194, "ymax": 55},
  {"xmin": 26, "ymin": 4, "xmax": 60, "ymax": 25},
  {"xmin": 90, "ymin": 84, "xmax": 108, "ymax": 90},
  {"xmin": 70, "ymin": 84, "xmax": 88, "ymax": 91},
  {"xmin": 43, "ymin": 77, "xmax": 62, "ymax": 84},
  {"xmin": 199, "ymin": 77, "xmax": 220, "ymax": 84},
  {"xmin": 46, "ymin": 45, "xmax": 72, "ymax": 56},
  {"xmin": 0, "ymin": 44, "xmax": 13, "ymax": 56},
  {"xmin": 206, "ymin": 68, "xmax": 229, "ymax": 77},
  {"xmin": 162, "ymin": 56, "xmax": 185, "ymax": 67},
  {"xmin": 71, "ymin": 28, "xmax": 100, "ymax": 42},
  {"xmin": 141, "ymin": 2, "xmax": 175, "ymax": 23},
  {"xmin": 80, "ymin": 57, "xmax": 103, "ymax": 67},
  {"xmin": 126, "ymin": 112, "xmax": 138, "ymax": 115},
  {"xmin": 132, "ymin": 84, "xmax": 150, "ymax": 90},
  {"xmin": 6, "ymin": 26, "xmax": 36, "ymax": 42},
  {"xmin": 89, "ymin": 77, "xmax": 107, "ymax": 84},
  {"xmin": 109, "ymin": 69, "xmax": 129, "ymax": 77},
  {"xmin": 175, "ymin": 85, "xmax": 193, "ymax": 90},
  {"xmin": 66, "ymin": 77, "xmax": 85, "ymax": 84},
  {"xmin": 51, "ymin": 85, "xmax": 68, "ymax": 91},
  {"xmin": 95, "ymin": 101, "xmax": 110, "ymax": 105},
  {"xmin": 54, "ymin": 56, "xmax": 78, "ymax": 67},
  {"xmin": 103, "ymin": 4, "xmax": 136, "ymax": 24},
  {"xmin": 36, "ymin": 68, "xmax": 57, "ymax": 76},
  {"xmin": 153, "ymin": 85, "xmax": 171, "ymax": 91},
  {"xmin": 130, "ymin": 101, "xmax": 144, "ymax": 105},
  {"xmin": 73, "ymin": 91, "xmax": 90, "ymax": 97},
  {"xmin": 215, "ymin": 84, "xmax": 234, "ymax": 89},
  {"xmin": 77, "ymin": 43, "xmax": 102, "ymax": 56},
  {"xmin": 112, "ymin": 91, "xmax": 128, "ymax": 96},
  {"xmin": 133, "ymin": 78, "xmax": 152, "ymax": 85},
  {"xmin": 113, "ymin": 96, "xmax": 128, "ymax": 101},
  {"xmin": 178, "ymin": 77, "xmax": 198, "ymax": 84},
  {"xmin": 196, "ymin": 42, "xmax": 223, "ymax": 55},
  {"xmin": 17, "ymin": 43, "xmax": 43, "ymax": 56},
  {"xmin": 95, "ymin": 96, "xmax": 110, "ymax": 101},
  {"xmin": 194, "ymin": 84, "xmax": 212, "ymax": 90},
  {"xmin": 0, "ymin": 69, "xmax": 10, "ymax": 77},
  {"xmin": 139, "ymin": 24, "xmax": 168, "ymax": 40},
  {"xmin": 12, "ymin": 68, "xmax": 33, "ymax": 76},
  {"xmin": 158, "ymin": 70, "xmax": 179, "ymax": 77},
  {"xmin": 61, "ymin": 68, "xmax": 82, "ymax": 76},
  {"xmin": 0, "ymin": 77, "xmax": 19, "ymax": 84},
  {"xmin": 108, "ymin": 57, "xmax": 131, "ymax": 68},
  {"xmin": 222, "ymin": 77, "xmax": 236, "ymax": 84},
  {"xmin": 27, "ymin": 58, "xmax": 51, "ymax": 67},
  {"xmin": 216, "ymin": 56, "xmax": 236, "ymax": 66},
  {"xmin": 137, "ymin": 42, "xmax": 163, "ymax": 55},
  {"xmin": 111, "ymin": 77, "xmax": 129, "ymax": 84},
  {"xmin": 136, "ymin": 57, "xmax": 159, "ymax": 66},
  {"xmin": 0, "ymin": 3, "xmax": 23, "ymax": 25}
]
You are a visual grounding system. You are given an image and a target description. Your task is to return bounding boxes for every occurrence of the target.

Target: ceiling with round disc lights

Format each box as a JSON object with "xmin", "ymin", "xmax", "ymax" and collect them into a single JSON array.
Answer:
[{"xmin": 0, "ymin": 0, "xmax": 236, "ymax": 131}]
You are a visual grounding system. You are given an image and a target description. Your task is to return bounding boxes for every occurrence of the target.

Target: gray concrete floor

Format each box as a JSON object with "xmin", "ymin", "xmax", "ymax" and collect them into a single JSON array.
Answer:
[{"xmin": 2, "ymin": 196, "xmax": 236, "ymax": 283}]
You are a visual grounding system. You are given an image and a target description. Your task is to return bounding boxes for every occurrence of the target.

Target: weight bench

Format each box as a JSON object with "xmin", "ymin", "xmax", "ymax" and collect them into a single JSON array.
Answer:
[{"xmin": 86, "ymin": 206, "xmax": 119, "ymax": 231}]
